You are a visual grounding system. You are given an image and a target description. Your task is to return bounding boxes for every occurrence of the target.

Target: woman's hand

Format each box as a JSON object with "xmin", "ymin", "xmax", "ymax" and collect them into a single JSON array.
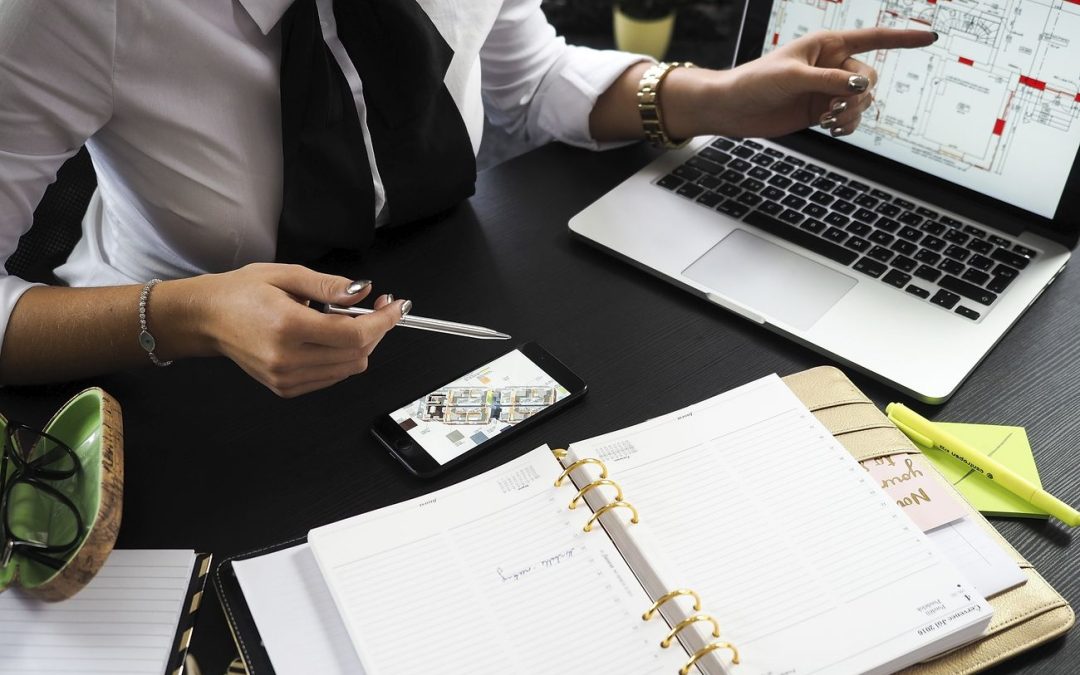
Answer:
[
  {"xmin": 668, "ymin": 28, "xmax": 937, "ymax": 140},
  {"xmin": 181, "ymin": 263, "xmax": 407, "ymax": 398}
]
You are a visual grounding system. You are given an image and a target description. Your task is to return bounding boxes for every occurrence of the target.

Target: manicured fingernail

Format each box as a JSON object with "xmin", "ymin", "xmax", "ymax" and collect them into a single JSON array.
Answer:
[
  {"xmin": 830, "ymin": 126, "xmax": 845, "ymax": 137},
  {"xmin": 400, "ymin": 300, "xmax": 413, "ymax": 318},
  {"xmin": 346, "ymin": 280, "xmax": 370, "ymax": 295},
  {"xmin": 382, "ymin": 293, "xmax": 394, "ymax": 304},
  {"xmin": 820, "ymin": 114, "xmax": 837, "ymax": 129},
  {"xmin": 931, "ymin": 31, "xmax": 939, "ymax": 42},
  {"xmin": 847, "ymin": 74, "xmax": 869, "ymax": 93},
  {"xmin": 831, "ymin": 100, "xmax": 848, "ymax": 114}
]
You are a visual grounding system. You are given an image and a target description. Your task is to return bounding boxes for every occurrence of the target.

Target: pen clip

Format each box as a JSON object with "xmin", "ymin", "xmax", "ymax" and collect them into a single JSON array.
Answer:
[
  {"xmin": 305, "ymin": 300, "xmax": 331, "ymax": 313},
  {"xmin": 886, "ymin": 412, "xmax": 934, "ymax": 448}
]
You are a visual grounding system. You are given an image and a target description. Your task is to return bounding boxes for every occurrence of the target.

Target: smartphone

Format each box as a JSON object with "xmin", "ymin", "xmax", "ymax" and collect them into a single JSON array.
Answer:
[{"xmin": 371, "ymin": 342, "xmax": 586, "ymax": 477}]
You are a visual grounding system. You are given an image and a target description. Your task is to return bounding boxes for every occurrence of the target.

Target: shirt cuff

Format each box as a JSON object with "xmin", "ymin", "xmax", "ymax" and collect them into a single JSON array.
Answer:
[{"xmin": 528, "ymin": 45, "xmax": 653, "ymax": 151}]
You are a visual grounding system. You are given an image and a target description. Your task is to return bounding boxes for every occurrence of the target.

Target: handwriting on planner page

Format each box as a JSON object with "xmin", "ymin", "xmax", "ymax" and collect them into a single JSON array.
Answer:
[
  {"xmin": 570, "ymin": 375, "xmax": 984, "ymax": 673},
  {"xmin": 308, "ymin": 447, "xmax": 687, "ymax": 675}
]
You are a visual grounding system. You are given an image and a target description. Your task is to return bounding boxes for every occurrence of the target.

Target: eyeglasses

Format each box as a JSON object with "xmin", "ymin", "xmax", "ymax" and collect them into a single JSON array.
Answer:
[{"xmin": 0, "ymin": 421, "xmax": 86, "ymax": 570}]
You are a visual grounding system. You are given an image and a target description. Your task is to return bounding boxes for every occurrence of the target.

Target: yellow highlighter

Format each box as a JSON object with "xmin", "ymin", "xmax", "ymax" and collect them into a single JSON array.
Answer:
[{"xmin": 886, "ymin": 403, "xmax": 1080, "ymax": 527}]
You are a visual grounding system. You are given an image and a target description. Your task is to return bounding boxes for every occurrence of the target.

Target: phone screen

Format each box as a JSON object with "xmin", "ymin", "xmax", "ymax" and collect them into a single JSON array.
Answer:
[{"xmin": 386, "ymin": 348, "xmax": 573, "ymax": 466}]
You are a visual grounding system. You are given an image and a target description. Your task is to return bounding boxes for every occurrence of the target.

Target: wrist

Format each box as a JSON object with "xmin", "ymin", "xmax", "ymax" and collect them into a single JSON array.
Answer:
[
  {"xmin": 149, "ymin": 276, "xmax": 218, "ymax": 360},
  {"xmin": 660, "ymin": 67, "xmax": 735, "ymax": 140}
]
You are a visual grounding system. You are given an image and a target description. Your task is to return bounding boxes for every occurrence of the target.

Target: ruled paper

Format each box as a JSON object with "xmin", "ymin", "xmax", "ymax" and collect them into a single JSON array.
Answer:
[
  {"xmin": 565, "ymin": 375, "xmax": 992, "ymax": 674},
  {"xmin": 308, "ymin": 447, "xmax": 689, "ymax": 675},
  {"xmin": 0, "ymin": 549, "xmax": 195, "ymax": 674}
]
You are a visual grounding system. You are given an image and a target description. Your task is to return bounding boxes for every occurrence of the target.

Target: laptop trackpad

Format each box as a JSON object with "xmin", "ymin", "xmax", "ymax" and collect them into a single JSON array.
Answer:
[{"xmin": 683, "ymin": 229, "xmax": 857, "ymax": 330}]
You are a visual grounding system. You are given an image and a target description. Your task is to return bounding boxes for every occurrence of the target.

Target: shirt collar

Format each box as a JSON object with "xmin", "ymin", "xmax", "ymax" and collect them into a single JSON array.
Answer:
[{"xmin": 237, "ymin": 0, "xmax": 296, "ymax": 35}]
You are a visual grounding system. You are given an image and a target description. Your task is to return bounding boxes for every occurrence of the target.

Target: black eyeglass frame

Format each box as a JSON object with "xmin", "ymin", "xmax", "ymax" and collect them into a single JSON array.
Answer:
[{"xmin": 0, "ymin": 421, "xmax": 86, "ymax": 571}]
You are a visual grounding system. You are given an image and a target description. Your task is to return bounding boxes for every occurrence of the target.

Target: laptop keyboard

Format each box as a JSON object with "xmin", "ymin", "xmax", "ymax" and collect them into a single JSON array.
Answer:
[{"xmin": 655, "ymin": 137, "xmax": 1039, "ymax": 322}]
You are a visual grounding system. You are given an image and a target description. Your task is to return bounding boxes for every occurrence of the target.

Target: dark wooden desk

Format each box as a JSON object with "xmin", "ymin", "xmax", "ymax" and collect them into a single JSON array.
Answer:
[{"xmin": 2, "ymin": 142, "xmax": 1075, "ymax": 673}]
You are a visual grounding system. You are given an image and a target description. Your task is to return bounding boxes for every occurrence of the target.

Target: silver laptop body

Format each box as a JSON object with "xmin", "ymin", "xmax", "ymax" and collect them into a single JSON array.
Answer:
[{"xmin": 570, "ymin": 0, "xmax": 1078, "ymax": 403}]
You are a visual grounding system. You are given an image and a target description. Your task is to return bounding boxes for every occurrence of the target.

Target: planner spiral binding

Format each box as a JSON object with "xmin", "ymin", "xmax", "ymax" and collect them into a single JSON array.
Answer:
[{"xmin": 552, "ymin": 448, "xmax": 739, "ymax": 674}]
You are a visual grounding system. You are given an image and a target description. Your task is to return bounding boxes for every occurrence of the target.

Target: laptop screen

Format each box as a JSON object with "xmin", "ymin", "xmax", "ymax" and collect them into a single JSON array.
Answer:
[{"xmin": 735, "ymin": 1, "xmax": 1080, "ymax": 229}]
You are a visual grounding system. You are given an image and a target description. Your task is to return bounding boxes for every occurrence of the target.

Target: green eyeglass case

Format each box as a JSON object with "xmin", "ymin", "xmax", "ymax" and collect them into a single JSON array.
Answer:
[{"xmin": 0, "ymin": 387, "xmax": 123, "ymax": 600}]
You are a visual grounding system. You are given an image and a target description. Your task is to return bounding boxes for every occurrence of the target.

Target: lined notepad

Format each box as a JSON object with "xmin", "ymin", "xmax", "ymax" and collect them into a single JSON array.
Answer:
[{"xmin": 0, "ymin": 549, "xmax": 196, "ymax": 675}]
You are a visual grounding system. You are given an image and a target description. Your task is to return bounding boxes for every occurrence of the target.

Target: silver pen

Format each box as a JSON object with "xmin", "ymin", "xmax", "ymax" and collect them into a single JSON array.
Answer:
[{"xmin": 308, "ymin": 301, "xmax": 511, "ymax": 340}]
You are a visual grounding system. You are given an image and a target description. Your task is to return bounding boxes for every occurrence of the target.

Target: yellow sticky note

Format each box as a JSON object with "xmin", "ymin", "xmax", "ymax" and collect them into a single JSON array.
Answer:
[{"xmin": 916, "ymin": 423, "xmax": 1049, "ymax": 518}]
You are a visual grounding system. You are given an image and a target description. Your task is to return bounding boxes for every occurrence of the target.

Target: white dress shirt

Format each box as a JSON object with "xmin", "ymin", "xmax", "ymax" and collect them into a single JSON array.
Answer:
[{"xmin": 0, "ymin": 0, "xmax": 645, "ymax": 350}]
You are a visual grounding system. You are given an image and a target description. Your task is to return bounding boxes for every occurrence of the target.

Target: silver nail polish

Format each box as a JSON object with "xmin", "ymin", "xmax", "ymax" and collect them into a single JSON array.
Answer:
[
  {"xmin": 345, "ymin": 279, "xmax": 370, "ymax": 295},
  {"xmin": 831, "ymin": 100, "xmax": 848, "ymax": 114},
  {"xmin": 847, "ymin": 74, "xmax": 869, "ymax": 93},
  {"xmin": 820, "ymin": 114, "xmax": 837, "ymax": 129},
  {"xmin": 830, "ymin": 126, "xmax": 845, "ymax": 137},
  {"xmin": 383, "ymin": 293, "xmax": 394, "ymax": 304},
  {"xmin": 400, "ymin": 300, "xmax": 413, "ymax": 318}
]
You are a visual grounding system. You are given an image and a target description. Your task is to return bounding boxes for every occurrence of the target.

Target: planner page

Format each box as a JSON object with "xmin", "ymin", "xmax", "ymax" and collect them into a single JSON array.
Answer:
[
  {"xmin": 563, "ymin": 374, "xmax": 993, "ymax": 675},
  {"xmin": 0, "ymin": 549, "xmax": 196, "ymax": 674},
  {"xmin": 308, "ymin": 446, "xmax": 689, "ymax": 675}
]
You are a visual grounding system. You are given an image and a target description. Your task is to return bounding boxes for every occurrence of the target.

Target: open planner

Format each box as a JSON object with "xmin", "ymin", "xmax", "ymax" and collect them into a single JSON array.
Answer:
[{"xmin": 215, "ymin": 370, "xmax": 1079, "ymax": 674}]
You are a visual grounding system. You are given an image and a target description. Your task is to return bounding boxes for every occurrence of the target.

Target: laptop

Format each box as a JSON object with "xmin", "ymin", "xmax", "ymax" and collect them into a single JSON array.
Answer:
[{"xmin": 570, "ymin": 0, "xmax": 1080, "ymax": 403}]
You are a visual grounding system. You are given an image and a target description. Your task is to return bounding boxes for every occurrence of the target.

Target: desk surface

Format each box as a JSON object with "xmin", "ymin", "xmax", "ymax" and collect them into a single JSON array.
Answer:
[{"xmin": 2, "ymin": 141, "xmax": 1075, "ymax": 674}]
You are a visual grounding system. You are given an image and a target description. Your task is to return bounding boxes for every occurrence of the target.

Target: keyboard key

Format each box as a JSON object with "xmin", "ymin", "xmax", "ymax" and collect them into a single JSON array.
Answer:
[
  {"xmin": 717, "ymin": 200, "xmax": 750, "ymax": 218},
  {"xmin": 968, "ymin": 254, "xmax": 994, "ymax": 271},
  {"xmin": 802, "ymin": 204, "xmax": 828, "ymax": 218},
  {"xmin": 676, "ymin": 183, "xmax": 704, "ymax": 199},
  {"xmin": 963, "ymin": 225, "xmax": 987, "ymax": 238},
  {"xmin": 673, "ymin": 165, "xmax": 702, "ymax": 181},
  {"xmin": 759, "ymin": 200, "xmax": 784, "ymax": 216},
  {"xmin": 729, "ymin": 158, "xmax": 753, "ymax": 173},
  {"xmin": 805, "ymin": 163, "xmax": 827, "ymax": 175},
  {"xmin": 824, "ymin": 226, "xmax": 848, "ymax": 243},
  {"xmin": 892, "ymin": 255, "xmax": 917, "ymax": 272},
  {"xmin": 792, "ymin": 169, "xmax": 816, "ymax": 183},
  {"xmin": 779, "ymin": 208, "xmax": 805, "ymax": 225},
  {"xmin": 741, "ymin": 177, "xmax": 765, "ymax": 192},
  {"xmin": 848, "ymin": 180, "xmax": 870, "ymax": 192},
  {"xmin": 751, "ymin": 154, "xmax": 775, "ymax": 167},
  {"xmin": 742, "ymin": 139, "xmax": 764, "ymax": 150},
  {"xmin": 749, "ymin": 166, "xmax": 771, "ymax": 181},
  {"xmin": 988, "ymin": 235, "xmax": 1010, "ymax": 247},
  {"xmin": 768, "ymin": 175, "xmax": 793, "ymax": 189},
  {"xmin": 871, "ymin": 189, "xmax": 893, "ymax": 201},
  {"xmin": 698, "ymin": 175, "xmax": 721, "ymax": 190},
  {"xmin": 845, "ymin": 236, "xmax": 870, "ymax": 252},
  {"xmin": 939, "ymin": 274, "xmax": 998, "ymax": 305},
  {"xmin": 869, "ymin": 230, "xmax": 894, "ymax": 246},
  {"xmin": 943, "ymin": 229, "xmax": 970, "ymax": 245},
  {"xmin": 826, "ymin": 171, "xmax": 847, "ymax": 183},
  {"xmin": 731, "ymin": 145, "xmax": 755, "ymax": 159},
  {"xmin": 955, "ymin": 306, "xmax": 980, "ymax": 320},
  {"xmin": 961, "ymin": 268, "xmax": 990, "ymax": 285},
  {"xmin": 940, "ymin": 215, "xmax": 963, "ymax": 228},
  {"xmin": 761, "ymin": 186, "xmax": 785, "ymax": 201},
  {"xmin": 898, "ymin": 211, "xmax": 923, "ymax": 227},
  {"xmin": 785, "ymin": 156, "xmax": 806, "ymax": 167},
  {"xmin": 914, "ymin": 249, "xmax": 941, "ymax": 265},
  {"xmin": 742, "ymin": 210, "xmax": 859, "ymax": 265},
  {"xmin": 824, "ymin": 212, "xmax": 850, "ymax": 227},
  {"xmin": 699, "ymin": 147, "xmax": 732, "ymax": 165},
  {"xmin": 943, "ymin": 245, "xmax": 971, "ymax": 262},
  {"xmin": 919, "ymin": 221, "xmax": 946, "ymax": 236},
  {"xmin": 717, "ymin": 183, "xmax": 741, "ymax": 197},
  {"xmin": 688, "ymin": 156, "xmax": 723, "ymax": 174},
  {"xmin": 772, "ymin": 161, "xmax": 796, "ymax": 175},
  {"xmin": 790, "ymin": 183, "xmax": 814, "ymax": 197},
  {"xmin": 737, "ymin": 192, "xmax": 763, "ymax": 206},
  {"xmin": 657, "ymin": 175, "xmax": 683, "ymax": 190},
  {"xmin": 987, "ymin": 274, "xmax": 1015, "ymax": 293},
  {"xmin": 1013, "ymin": 244, "xmax": 1038, "ymax": 258},
  {"xmin": 992, "ymin": 263, "xmax": 1019, "ymax": 279},
  {"xmin": 894, "ymin": 197, "xmax": 916, "ymax": 210},
  {"xmin": 899, "ymin": 226, "xmax": 922, "ymax": 242},
  {"xmin": 991, "ymin": 247, "xmax": 1031, "ymax": 269},
  {"xmin": 868, "ymin": 245, "xmax": 894, "ymax": 263},
  {"xmin": 916, "ymin": 206, "xmax": 939, "ymax": 219},
  {"xmin": 854, "ymin": 194, "xmax": 879, "ymax": 209},
  {"xmin": 968, "ymin": 238, "xmax": 993, "ymax": 254},
  {"xmin": 810, "ymin": 191, "xmax": 836, "ymax": 206},
  {"xmin": 875, "ymin": 202, "xmax": 902, "ymax": 217},
  {"xmin": 854, "ymin": 257, "xmax": 888, "ymax": 278},
  {"xmin": 833, "ymin": 200, "xmax": 856, "ymax": 215},
  {"xmin": 781, "ymin": 194, "xmax": 806, "ymax": 209},
  {"xmin": 721, "ymin": 169, "xmax": 743, "ymax": 184},
  {"xmin": 882, "ymin": 269, "xmax": 911, "ymax": 288},
  {"xmin": 938, "ymin": 258, "xmax": 964, "ymax": 276},
  {"xmin": 890, "ymin": 239, "xmax": 916, "ymax": 256},
  {"xmin": 811, "ymin": 177, "xmax": 837, "ymax": 191},
  {"xmin": 800, "ymin": 218, "xmax": 826, "ymax": 234},
  {"xmin": 876, "ymin": 217, "xmax": 900, "ymax": 233},
  {"xmin": 853, "ymin": 208, "xmax": 878, "ymax": 224},
  {"xmin": 697, "ymin": 192, "xmax": 723, "ymax": 208},
  {"xmin": 710, "ymin": 138, "xmax": 735, "ymax": 151},
  {"xmin": 920, "ymin": 235, "xmax": 946, "ymax": 251},
  {"xmin": 906, "ymin": 285, "xmax": 930, "ymax": 299},
  {"xmin": 833, "ymin": 185, "xmax": 859, "ymax": 201},
  {"xmin": 764, "ymin": 147, "xmax": 786, "ymax": 158},
  {"xmin": 931, "ymin": 289, "xmax": 960, "ymax": 310},
  {"xmin": 846, "ymin": 222, "xmax": 871, "ymax": 237},
  {"xmin": 914, "ymin": 265, "xmax": 942, "ymax": 283}
]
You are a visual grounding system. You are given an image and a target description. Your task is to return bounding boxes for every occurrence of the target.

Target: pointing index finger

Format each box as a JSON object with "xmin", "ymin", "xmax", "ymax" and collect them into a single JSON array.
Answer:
[{"xmin": 839, "ymin": 28, "xmax": 936, "ymax": 55}]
